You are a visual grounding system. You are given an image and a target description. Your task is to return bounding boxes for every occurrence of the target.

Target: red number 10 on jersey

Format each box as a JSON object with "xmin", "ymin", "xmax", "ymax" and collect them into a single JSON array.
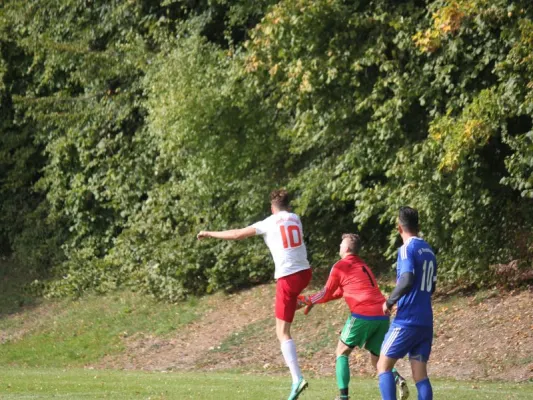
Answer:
[{"xmin": 279, "ymin": 225, "xmax": 302, "ymax": 249}]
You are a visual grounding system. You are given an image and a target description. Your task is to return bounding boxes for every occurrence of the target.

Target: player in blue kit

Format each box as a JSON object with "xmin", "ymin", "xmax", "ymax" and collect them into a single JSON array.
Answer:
[{"xmin": 377, "ymin": 207, "xmax": 437, "ymax": 400}]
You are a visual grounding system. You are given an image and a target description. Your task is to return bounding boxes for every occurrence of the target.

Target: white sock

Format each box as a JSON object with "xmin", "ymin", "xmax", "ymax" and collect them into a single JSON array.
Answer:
[{"xmin": 281, "ymin": 339, "xmax": 302, "ymax": 384}]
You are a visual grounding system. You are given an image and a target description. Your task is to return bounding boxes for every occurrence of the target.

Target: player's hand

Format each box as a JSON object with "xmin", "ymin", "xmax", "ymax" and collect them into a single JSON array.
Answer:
[
  {"xmin": 297, "ymin": 295, "xmax": 314, "ymax": 315},
  {"xmin": 197, "ymin": 231, "xmax": 210, "ymax": 240},
  {"xmin": 298, "ymin": 295, "xmax": 312, "ymax": 306},
  {"xmin": 382, "ymin": 301, "xmax": 391, "ymax": 316}
]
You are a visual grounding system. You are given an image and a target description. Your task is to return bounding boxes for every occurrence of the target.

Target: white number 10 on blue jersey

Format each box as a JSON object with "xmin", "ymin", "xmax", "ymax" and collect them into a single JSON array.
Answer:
[{"xmin": 420, "ymin": 260, "xmax": 436, "ymax": 292}]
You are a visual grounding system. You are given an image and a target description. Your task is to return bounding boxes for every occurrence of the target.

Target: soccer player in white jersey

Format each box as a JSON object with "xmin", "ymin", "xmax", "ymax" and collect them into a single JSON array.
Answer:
[{"xmin": 197, "ymin": 190, "xmax": 312, "ymax": 400}]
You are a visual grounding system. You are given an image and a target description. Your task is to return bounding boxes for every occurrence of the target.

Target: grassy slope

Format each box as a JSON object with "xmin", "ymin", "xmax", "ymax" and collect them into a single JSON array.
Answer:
[
  {"xmin": 0, "ymin": 291, "xmax": 199, "ymax": 366},
  {"xmin": 0, "ymin": 265, "xmax": 532, "ymax": 398},
  {"xmin": 0, "ymin": 367, "xmax": 531, "ymax": 400}
]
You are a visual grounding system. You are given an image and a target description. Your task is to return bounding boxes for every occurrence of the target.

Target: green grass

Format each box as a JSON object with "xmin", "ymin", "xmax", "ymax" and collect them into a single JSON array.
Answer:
[
  {"xmin": 0, "ymin": 271, "xmax": 530, "ymax": 399},
  {"xmin": 291, "ymin": 301, "xmax": 343, "ymax": 358},
  {"xmin": 0, "ymin": 292, "xmax": 200, "ymax": 367},
  {"xmin": 0, "ymin": 367, "xmax": 531, "ymax": 399},
  {"xmin": 300, "ymin": 320, "xmax": 338, "ymax": 358}
]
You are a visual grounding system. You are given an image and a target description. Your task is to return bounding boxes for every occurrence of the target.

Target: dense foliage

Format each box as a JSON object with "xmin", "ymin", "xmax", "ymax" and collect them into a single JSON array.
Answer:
[{"xmin": 0, "ymin": 0, "xmax": 531, "ymax": 300}]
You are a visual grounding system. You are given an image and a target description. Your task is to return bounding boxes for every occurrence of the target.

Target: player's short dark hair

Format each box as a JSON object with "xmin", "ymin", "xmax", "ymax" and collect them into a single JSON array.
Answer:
[
  {"xmin": 270, "ymin": 189, "xmax": 290, "ymax": 210},
  {"xmin": 399, "ymin": 206, "xmax": 419, "ymax": 233},
  {"xmin": 342, "ymin": 233, "xmax": 361, "ymax": 254}
]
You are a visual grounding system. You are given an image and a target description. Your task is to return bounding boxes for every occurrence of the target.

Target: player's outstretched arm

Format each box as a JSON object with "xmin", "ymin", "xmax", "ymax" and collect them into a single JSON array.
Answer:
[
  {"xmin": 297, "ymin": 285, "xmax": 342, "ymax": 316},
  {"xmin": 197, "ymin": 226, "xmax": 256, "ymax": 241},
  {"xmin": 305, "ymin": 270, "xmax": 343, "ymax": 306}
]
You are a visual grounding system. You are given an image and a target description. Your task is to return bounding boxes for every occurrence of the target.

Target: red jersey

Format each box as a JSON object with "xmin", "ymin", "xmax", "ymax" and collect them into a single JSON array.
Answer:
[{"xmin": 309, "ymin": 254, "xmax": 387, "ymax": 318}]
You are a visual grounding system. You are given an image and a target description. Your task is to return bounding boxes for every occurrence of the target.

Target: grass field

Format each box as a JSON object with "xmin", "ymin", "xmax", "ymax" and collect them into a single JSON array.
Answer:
[
  {"xmin": 1, "ymin": 265, "xmax": 531, "ymax": 399},
  {"xmin": 0, "ymin": 367, "xmax": 531, "ymax": 399},
  {"xmin": 0, "ymin": 291, "xmax": 200, "ymax": 367}
]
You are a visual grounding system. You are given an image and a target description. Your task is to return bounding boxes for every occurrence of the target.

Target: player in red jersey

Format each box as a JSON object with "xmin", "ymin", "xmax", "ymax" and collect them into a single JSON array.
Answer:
[{"xmin": 299, "ymin": 234, "xmax": 408, "ymax": 400}]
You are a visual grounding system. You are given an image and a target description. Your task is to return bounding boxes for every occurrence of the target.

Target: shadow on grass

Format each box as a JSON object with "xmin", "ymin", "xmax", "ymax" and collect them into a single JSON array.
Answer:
[{"xmin": 0, "ymin": 259, "xmax": 43, "ymax": 318}]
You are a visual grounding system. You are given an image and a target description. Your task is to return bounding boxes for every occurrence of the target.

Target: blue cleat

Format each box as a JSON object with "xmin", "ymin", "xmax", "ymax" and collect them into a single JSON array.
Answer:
[{"xmin": 287, "ymin": 377, "xmax": 308, "ymax": 400}]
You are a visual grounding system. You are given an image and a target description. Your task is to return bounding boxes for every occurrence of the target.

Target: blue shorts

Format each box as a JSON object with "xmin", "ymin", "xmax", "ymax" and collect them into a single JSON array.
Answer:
[{"xmin": 380, "ymin": 322, "xmax": 433, "ymax": 362}]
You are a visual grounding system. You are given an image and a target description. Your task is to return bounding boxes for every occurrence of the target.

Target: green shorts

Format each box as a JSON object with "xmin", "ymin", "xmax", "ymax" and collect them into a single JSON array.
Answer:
[{"xmin": 339, "ymin": 315, "xmax": 390, "ymax": 356}]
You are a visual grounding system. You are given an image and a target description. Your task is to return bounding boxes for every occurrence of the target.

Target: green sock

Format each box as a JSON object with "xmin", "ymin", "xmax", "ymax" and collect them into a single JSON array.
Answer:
[
  {"xmin": 336, "ymin": 355, "xmax": 350, "ymax": 392},
  {"xmin": 392, "ymin": 367, "xmax": 400, "ymax": 382}
]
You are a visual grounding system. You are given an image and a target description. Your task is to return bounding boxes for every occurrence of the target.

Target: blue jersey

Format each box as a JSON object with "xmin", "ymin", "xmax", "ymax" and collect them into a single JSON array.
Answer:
[{"xmin": 394, "ymin": 237, "xmax": 437, "ymax": 327}]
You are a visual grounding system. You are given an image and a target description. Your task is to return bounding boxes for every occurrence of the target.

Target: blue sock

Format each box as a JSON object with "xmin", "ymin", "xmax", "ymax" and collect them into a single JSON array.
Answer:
[
  {"xmin": 416, "ymin": 378, "xmax": 433, "ymax": 400},
  {"xmin": 378, "ymin": 371, "xmax": 396, "ymax": 400}
]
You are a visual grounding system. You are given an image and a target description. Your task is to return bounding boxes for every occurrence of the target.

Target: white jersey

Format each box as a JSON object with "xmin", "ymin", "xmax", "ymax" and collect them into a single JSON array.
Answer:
[{"xmin": 251, "ymin": 211, "xmax": 310, "ymax": 279}]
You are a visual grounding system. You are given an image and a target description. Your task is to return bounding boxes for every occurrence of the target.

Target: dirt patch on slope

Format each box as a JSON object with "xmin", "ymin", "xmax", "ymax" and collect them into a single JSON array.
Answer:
[
  {"xmin": 96, "ymin": 285, "xmax": 276, "ymax": 371},
  {"xmin": 429, "ymin": 289, "xmax": 533, "ymax": 381},
  {"xmin": 94, "ymin": 285, "xmax": 533, "ymax": 382}
]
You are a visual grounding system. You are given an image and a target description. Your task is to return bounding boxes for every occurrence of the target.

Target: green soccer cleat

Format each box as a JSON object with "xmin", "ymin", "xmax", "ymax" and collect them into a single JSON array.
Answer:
[
  {"xmin": 334, "ymin": 396, "xmax": 350, "ymax": 400},
  {"xmin": 287, "ymin": 377, "xmax": 308, "ymax": 400},
  {"xmin": 396, "ymin": 375, "xmax": 410, "ymax": 400}
]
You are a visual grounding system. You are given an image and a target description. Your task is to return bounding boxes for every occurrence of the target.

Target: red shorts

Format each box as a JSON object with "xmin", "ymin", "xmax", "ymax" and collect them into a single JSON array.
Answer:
[{"xmin": 275, "ymin": 268, "xmax": 312, "ymax": 323}]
